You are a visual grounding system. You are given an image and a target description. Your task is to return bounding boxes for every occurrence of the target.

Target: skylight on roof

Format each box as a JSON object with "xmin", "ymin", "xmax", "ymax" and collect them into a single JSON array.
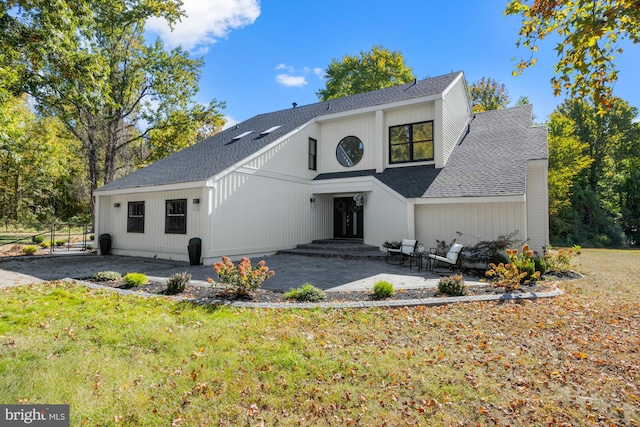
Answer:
[
  {"xmin": 232, "ymin": 131, "xmax": 253, "ymax": 140},
  {"xmin": 260, "ymin": 125, "xmax": 281, "ymax": 135}
]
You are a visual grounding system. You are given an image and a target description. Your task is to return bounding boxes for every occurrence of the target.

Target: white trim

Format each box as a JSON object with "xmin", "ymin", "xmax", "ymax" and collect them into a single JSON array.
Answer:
[
  {"xmin": 413, "ymin": 194, "xmax": 525, "ymax": 205},
  {"xmin": 527, "ymin": 158, "xmax": 548, "ymax": 166},
  {"xmin": 441, "ymin": 72, "xmax": 465, "ymax": 98},
  {"xmin": 236, "ymin": 166, "xmax": 311, "ymax": 185},
  {"xmin": 312, "ymin": 175, "xmax": 408, "ymax": 204},
  {"xmin": 316, "ymin": 94, "xmax": 443, "ymax": 123},
  {"xmin": 96, "ymin": 180, "xmax": 208, "ymax": 196},
  {"xmin": 312, "ymin": 176, "xmax": 375, "ymax": 194}
]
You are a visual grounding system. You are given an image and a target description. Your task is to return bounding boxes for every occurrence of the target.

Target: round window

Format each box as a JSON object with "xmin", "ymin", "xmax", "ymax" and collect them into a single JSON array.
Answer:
[{"xmin": 336, "ymin": 136, "xmax": 364, "ymax": 167}]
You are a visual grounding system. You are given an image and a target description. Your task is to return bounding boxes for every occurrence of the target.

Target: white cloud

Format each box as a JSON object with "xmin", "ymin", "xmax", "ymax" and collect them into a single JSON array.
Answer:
[
  {"xmin": 275, "ymin": 63, "xmax": 294, "ymax": 72},
  {"xmin": 275, "ymin": 74, "xmax": 308, "ymax": 87},
  {"xmin": 146, "ymin": 0, "xmax": 260, "ymax": 50},
  {"xmin": 222, "ymin": 114, "xmax": 240, "ymax": 130},
  {"xmin": 273, "ymin": 64, "xmax": 324, "ymax": 87}
]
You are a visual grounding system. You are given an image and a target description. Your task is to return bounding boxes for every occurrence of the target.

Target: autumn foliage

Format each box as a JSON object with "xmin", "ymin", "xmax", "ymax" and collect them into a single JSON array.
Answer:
[
  {"xmin": 485, "ymin": 245, "xmax": 541, "ymax": 291},
  {"xmin": 210, "ymin": 256, "xmax": 275, "ymax": 296}
]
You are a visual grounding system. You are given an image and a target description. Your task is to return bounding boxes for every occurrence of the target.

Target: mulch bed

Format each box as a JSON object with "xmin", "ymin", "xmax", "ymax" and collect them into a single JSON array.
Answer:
[{"xmin": 83, "ymin": 277, "xmax": 563, "ymax": 305}]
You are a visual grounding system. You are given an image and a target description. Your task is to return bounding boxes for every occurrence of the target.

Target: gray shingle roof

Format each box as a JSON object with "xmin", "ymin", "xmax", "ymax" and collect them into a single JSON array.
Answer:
[
  {"xmin": 314, "ymin": 165, "xmax": 441, "ymax": 198},
  {"xmin": 98, "ymin": 72, "xmax": 462, "ymax": 192},
  {"xmin": 423, "ymin": 104, "xmax": 547, "ymax": 198}
]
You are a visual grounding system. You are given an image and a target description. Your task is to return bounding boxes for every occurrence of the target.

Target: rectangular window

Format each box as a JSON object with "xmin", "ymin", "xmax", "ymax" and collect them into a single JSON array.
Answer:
[
  {"xmin": 165, "ymin": 199, "xmax": 187, "ymax": 234},
  {"xmin": 389, "ymin": 120, "xmax": 434, "ymax": 164},
  {"xmin": 308, "ymin": 137, "xmax": 317, "ymax": 170},
  {"xmin": 127, "ymin": 201, "xmax": 145, "ymax": 233}
]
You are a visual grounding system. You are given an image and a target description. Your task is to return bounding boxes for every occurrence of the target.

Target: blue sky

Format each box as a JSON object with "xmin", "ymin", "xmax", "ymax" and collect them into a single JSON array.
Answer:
[{"xmin": 146, "ymin": 0, "xmax": 640, "ymax": 127}]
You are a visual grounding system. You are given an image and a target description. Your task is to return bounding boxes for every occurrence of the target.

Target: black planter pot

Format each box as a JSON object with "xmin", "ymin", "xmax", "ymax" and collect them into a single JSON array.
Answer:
[
  {"xmin": 187, "ymin": 245, "xmax": 201, "ymax": 265},
  {"xmin": 187, "ymin": 237, "xmax": 202, "ymax": 265},
  {"xmin": 99, "ymin": 234, "xmax": 112, "ymax": 255}
]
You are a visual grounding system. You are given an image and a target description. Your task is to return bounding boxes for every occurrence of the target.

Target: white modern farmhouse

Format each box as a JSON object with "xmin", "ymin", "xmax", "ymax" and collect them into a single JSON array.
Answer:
[{"xmin": 95, "ymin": 71, "xmax": 549, "ymax": 264}]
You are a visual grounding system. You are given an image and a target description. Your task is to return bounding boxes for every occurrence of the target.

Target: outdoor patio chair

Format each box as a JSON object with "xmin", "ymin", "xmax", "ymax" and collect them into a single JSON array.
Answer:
[
  {"xmin": 385, "ymin": 239, "xmax": 418, "ymax": 265},
  {"xmin": 428, "ymin": 243, "xmax": 464, "ymax": 272}
]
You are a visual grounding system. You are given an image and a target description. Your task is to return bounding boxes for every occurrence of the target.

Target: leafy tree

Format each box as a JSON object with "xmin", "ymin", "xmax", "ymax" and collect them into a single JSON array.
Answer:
[
  {"xmin": 505, "ymin": 0, "xmax": 640, "ymax": 110},
  {"xmin": 546, "ymin": 113, "xmax": 592, "ymax": 240},
  {"xmin": 557, "ymin": 98, "xmax": 638, "ymax": 196},
  {"xmin": 515, "ymin": 96, "xmax": 530, "ymax": 106},
  {"xmin": 0, "ymin": 95, "xmax": 86, "ymax": 224},
  {"xmin": 468, "ymin": 77, "xmax": 510, "ymax": 113},
  {"xmin": 1, "ymin": 0, "xmax": 225, "ymax": 221},
  {"xmin": 550, "ymin": 98, "xmax": 639, "ymax": 246},
  {"xmin": 317, "ymin": 45, "xmax": 416, "ymax": 101}
]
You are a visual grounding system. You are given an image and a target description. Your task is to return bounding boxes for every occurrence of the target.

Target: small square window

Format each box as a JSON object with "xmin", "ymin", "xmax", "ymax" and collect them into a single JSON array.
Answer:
[
  {"xmin": 165, "ymin": 199, "xmax": 187, "ymax": 234},
  {"xmin": 127, "ymin": 201, "xmax": 145, "ymax": 233}
]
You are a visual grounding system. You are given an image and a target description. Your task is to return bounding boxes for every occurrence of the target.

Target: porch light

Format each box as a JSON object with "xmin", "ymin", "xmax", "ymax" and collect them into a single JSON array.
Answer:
[
  {"xmin": 193, "ymin": 198, "xmax": 200, "ymax": 204},
  {"xmin": 114, "ymin": 203, "xmax": 120, "ymax": 208}
]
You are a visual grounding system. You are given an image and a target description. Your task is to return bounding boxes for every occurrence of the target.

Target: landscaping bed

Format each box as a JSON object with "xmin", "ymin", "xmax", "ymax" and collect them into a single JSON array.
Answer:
[{"xmin": 83, "ymin": 277, "xmax": 559, "ymax": 305}]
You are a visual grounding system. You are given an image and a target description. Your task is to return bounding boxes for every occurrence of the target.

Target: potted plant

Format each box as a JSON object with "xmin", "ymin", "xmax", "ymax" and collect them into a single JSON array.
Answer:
[
  {"xmin": 187, "ymin": 237, "xmax": 202, "ymax": 265},
  {"xmin": 99, "ymin": 233, "xmax": 112, "ymax": 255}
]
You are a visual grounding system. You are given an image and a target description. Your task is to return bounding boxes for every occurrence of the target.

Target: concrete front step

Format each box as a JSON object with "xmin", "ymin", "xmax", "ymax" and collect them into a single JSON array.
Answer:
[
  {"xmin": 296, "ymin": 242, "xmax": 381, "ymax": 252},
  {"xmin": 279, "ymin": 239, "xmax": 387, "ymax": 260},
  {"xmin": 278, "ymin": 247, "xmax": 387, "ymax": 260}
]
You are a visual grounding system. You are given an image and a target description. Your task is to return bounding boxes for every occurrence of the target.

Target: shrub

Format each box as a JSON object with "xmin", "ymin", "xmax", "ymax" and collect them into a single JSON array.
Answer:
[
  {"xmin": 123, "ymin": 273, "xmax": 147, "ymax": 287},
  {"xmin": 40, "ymin": 241, "xmax": 51, "ymax": 249},
  {"xmin": 533, "ymin": 255, "xmax": 547, "ymax": 275},
  {"xmin": 91, "ymin": 271, "xmax": 122, "ymax": 282},
  {"xmin": 485, "ymin": 245, "xmax": 541, "ymax": 291},
  {"xmin": 464, "ymin": 231, "xmax": 522, "ymax": 265},
  {"xmin": 284, "ymin": 283, "xmax": 326, "ymax": 302},
  {"xmin": 210, "ymin": 256, "xmax": 275, "ymax": 297},
  {"xmin": 382, "ymin": 241, "xmax": 401, "ymax": 250},
  {"xmin": 544, "ymin": 245, "xmax": 581, "ymax": 271},
  {"xmin": 32, "ymin": 235, "xmax": 45, "ymax": 244},
  {"xmin": 55, "ymin": 239, "xmax": 66, "ymax": 247},
  {"xmin": 372, "ymin": 281, "xmax": 395, "ymax": 299},
  {"xmin": 90, "ymin": 234, "xmax": 95, "ymax": 240},
  {"xmin": 438, "ymin": 274, "xmax": 467, "ymax": 296},
  {"xmin": 166, "ymin": 272, "xmax": 191, "ymax": 295},
  {"xmin": 22, "ymin": 245, "xmax": 38, "ymax": 255},
  {"xmin": 433, "ymin": 238, "xmax": 457, "ymax": 256}
]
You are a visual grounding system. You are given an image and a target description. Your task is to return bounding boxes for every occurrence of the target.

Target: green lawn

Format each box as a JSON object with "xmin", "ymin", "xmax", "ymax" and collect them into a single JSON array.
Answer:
[{"xmin": 1, "ymin": 249, "xmax": 638, "ymax": 426}]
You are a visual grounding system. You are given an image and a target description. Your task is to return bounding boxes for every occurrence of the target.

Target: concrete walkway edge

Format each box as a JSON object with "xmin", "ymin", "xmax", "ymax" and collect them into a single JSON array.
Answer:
[{"xmin": 64, "ymin": 278, "xmax": 564, "ymax": 309}]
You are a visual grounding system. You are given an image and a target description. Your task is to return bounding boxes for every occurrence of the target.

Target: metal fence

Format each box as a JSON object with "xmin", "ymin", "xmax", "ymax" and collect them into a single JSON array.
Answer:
[{"xmin": 0, "ymin": 222, "xmax": 93, "ymax": 253}]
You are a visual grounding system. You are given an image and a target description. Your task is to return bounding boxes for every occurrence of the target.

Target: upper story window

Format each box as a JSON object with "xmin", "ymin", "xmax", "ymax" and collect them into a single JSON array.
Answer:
[
  {"xmin": 336, "ymin": 136, "xmax": 363, "ymax": 167},
  {"xmin": 308, "ymin": 138, "xmax": 317, "ymax": 170},
  {"xmin": 389, "ymin": 121, "xmax": 434, "ymax": 164},
  {"xmin": 127, "ymin": 201, "xmax": 145, "ymax": 233},
  {"xmin": 165, "ymin": 199, "xmax": 187, "ymax": 234}
]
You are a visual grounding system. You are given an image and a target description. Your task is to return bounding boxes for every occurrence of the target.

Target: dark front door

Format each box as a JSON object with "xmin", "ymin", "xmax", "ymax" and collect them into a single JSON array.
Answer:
[{"xmin": 333, "ymin": 197, "xmax": 364, "ymax": 239}]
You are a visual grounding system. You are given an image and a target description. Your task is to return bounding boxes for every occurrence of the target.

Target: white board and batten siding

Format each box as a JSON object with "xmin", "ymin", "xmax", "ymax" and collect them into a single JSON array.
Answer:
[
  {"xmin": 414, "ymin": 201, "xmax": 526, "ymax": 251},
  {"xmin": 441, "ymin": 76, "xmax": 472, "ymax": 167},
  {"xmin": 526, "ymin": 160, "xmax": 549, "ymax": 254},
  {"xmin": 100, "ymin": 189, "xmax": 203, "ymax": 261},
  {"xmin": 363, "ymin": 181, "xmax": 410, "ymax": 248},
  {"xmin": 318, "ymin": 114, "xmax": 377, "ymax": 173},
  {"xmin": 205, "ymin": 130, "xmax": 318, "ymax": 262}
]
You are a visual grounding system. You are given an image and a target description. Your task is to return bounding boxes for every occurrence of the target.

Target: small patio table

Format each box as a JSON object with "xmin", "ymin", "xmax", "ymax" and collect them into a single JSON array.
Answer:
[{"xmin": 409, "ymin": 251, "xmax": 431, "ymax": 271}]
